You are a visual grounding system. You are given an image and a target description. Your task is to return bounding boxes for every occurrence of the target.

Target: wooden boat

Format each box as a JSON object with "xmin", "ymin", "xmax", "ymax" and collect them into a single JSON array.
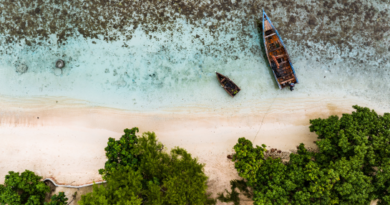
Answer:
[
  {"xmin": 263, "ymin": 10, "xmax": 299, "ymax": 90},
  {"xmin": 216, "ymin": 72, "xmax": 241, "ymax": 97}
]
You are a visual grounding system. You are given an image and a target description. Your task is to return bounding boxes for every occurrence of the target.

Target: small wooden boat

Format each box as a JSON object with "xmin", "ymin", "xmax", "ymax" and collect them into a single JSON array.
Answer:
[
  {"xmin": 216, "ymin": 72, "xmax": 241, "ymax": 97},
  {"xmin": 263, "ymin": 10, "xmax": 299, "ymax": 90}
]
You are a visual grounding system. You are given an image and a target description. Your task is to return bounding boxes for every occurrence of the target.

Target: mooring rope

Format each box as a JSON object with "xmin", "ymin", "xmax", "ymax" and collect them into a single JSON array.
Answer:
[{"xmin": 253, "ymin": 93, "xmax": 279, "ymax": 142}]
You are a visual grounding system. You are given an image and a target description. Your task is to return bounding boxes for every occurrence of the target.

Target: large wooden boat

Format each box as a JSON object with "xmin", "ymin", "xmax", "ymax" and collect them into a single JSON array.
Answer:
[
  {"xmin": 216, "ymin": 72, "xmax": 241, "ymax": 97},
  {"xmin": 263, "ymin": 10, "xmax": 299, "ymax": 90}
]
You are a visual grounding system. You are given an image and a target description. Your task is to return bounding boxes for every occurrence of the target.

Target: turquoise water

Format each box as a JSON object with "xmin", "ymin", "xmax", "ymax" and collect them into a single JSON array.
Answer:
[
  {"xmin": 0, "ymin": 19, "xmax": 280, "ymax": 111},
  {"xmin": 0, "ymin": 0, "xmax": 389, "ymax": 111}
]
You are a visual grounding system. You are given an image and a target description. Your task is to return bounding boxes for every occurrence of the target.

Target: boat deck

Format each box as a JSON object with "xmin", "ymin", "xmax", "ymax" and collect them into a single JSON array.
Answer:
[
  {"xmin": 264, "ymin": 20, "xmax": 273, "ymax": 31},
  {"xmin": 263, "ymin": 14, "xmax": 297, "ymax": 89}
]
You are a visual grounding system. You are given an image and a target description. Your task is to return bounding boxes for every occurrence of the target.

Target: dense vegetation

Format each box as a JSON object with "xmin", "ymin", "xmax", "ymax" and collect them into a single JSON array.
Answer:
[
  {"xmin": 227, "ymin": 105, "xmax": 390, "ymax": 204},
  {"xmin": 0, "ymin": 170, "xmax": 68, "ymax": 205},
  {"xmin": 216, "ymin": 179, "xmax": 252, "ymax": 205},
  {"xmin": 80, "ymin": 127, "xmax": 215, "ymax": 205},
  {"xmin": 45, "ymin": 192, "xmax": 68, "ymax": 205}
]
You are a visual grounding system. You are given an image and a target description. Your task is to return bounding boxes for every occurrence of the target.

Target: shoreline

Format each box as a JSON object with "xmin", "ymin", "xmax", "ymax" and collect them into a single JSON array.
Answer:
[{"xmin": 1, "ymin": 95, "xmax": 387, "ymax": 188}]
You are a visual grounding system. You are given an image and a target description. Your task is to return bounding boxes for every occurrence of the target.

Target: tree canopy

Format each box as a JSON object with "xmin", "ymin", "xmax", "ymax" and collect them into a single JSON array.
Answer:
[
  {"xmin": 0, "ymin": 170, "xmax": 68, "ymax": 205},
  {"xmin": 98, "ymin": 127, "xmax": 140, "ymax": 180},
  {"xmin": 44, "ymin": 192, "xmax": 68, "ymax": 205},
  {"xmin": 80, "ymin": 128, "xmax": 215, "ymax": 205},
  {"xmin": 228, "ymin": 105, "xmax": 390, "ymax": 204}
]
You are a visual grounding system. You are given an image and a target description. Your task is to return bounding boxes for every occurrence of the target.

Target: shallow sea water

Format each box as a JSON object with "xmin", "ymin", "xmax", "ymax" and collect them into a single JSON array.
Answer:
[
  {"xmin": 0, "ymin": 21, "xmax": 279, "ymax": 112},
  {"xmin": 1, "ymin": 0, "xmax": 390, "ymax": 111}
]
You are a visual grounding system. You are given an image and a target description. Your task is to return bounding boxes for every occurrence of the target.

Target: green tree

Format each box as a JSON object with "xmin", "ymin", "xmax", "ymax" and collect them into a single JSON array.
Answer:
[
  {"xmin": 99, "ymin": 127, "xmax": 139, "ymax": 180},
  {"xmin": 216, "ymin": 179, "xmax": 252, "ymax": 205},
  {"xmin": 232, "ymin": 138, "xmax": 266, "ymax": 186},
  {"xmin": 0, "ymin": 170, "xmax": 49, "ymax": 205},
  {"xmin": 81, "ymin": 128, "xmax": 215, "ymax": 205},
  {"xmin": 227, "ymin": 105, "xmax": 390, "ymax": 204},
  {"xmin": 44, "ymin": 192, "xmax": 68, "ymax": 205},
  {"xmin": 250, "ymin": 144, "xmax": 339, "ymax": 205},
  {"xmin": 374, "ymin": 160, "xmax": 390, "ymax": 205},
  {"xmin": 0, "ymin": 170, "xmax": 67, "ymax": 205},
  {"xmin": 80, "ymin": 167, "xmax": 143, "ymax": 205},
  {"xmin": 309, "ymin": 105, "xmax": 390, "ymax": 204}
]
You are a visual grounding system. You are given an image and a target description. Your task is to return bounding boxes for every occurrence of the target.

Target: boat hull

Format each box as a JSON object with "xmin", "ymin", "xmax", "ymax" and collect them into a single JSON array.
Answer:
[
  {"xmin": 216, "ymin": 72, "xmax": 241, "ymax": 97},
  {"xmin": 262, "ymin": 11, "xmax": 299, "ymax": 89}
]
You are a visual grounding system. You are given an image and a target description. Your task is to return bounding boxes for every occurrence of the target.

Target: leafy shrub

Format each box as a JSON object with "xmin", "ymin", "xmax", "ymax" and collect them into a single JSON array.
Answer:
[
  {"xmin": 81, "ymin": 128, "xmax": 215, "ymax": 205},
  {"xmin": 227, "ymin": 105, "xmax": 390, "ymax": 204}
]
